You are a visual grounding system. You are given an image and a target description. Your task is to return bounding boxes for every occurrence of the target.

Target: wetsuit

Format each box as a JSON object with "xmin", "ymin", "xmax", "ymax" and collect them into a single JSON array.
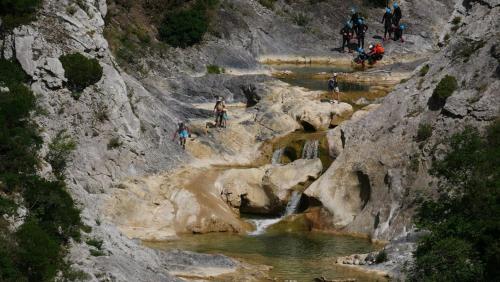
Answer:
[
  {"xmin": 392, "ymin": 7, "xmax": 402, "ymax": 26},
  {"xmin": 340, "ymin": 25, "xmax": 354, "ymax": 51},
  {"xmin": 381, "ymin": 12, "xmax": 393, "ymax": 39},
  {"xmin": 351, "ymin": 13, "xmax": 360, "ymax": 30},
  {"xmin": 356, "ymin": 23, "xmax": 368, "ymax": 49}
]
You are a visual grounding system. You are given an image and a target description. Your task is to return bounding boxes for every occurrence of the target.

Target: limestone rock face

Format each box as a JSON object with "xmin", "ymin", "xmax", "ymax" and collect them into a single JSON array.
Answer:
[
  {"xmin": 215, "ymin": 167, "xmax": 272, "ymax": 214},
  {"xmin": 263, "ymin": 158, "xmax": 323, "ymax": 202},
  {"xmin": 306, "ymin": 2, "xmax": 500, "ymax": 241}
]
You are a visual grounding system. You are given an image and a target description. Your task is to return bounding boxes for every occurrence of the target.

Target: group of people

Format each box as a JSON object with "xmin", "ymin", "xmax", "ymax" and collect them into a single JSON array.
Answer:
[
  {"xmin": 172, "ymin": 96, "xmax": 229, "ymax": 149},
  {"xmin": 340, "ymin": 2, "xmax": 404, "ymax": 66}
]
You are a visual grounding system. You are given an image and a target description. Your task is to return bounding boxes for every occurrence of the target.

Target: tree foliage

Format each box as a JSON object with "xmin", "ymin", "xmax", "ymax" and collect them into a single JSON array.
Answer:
[
  {"xmin": 0, "ymin": 0, "xmax": 41, "ymax": 29},
  {"xmin": 410, "ymin": 121, "xmax": 500, "ymax": 281},
  {"xmin": 60, "ymin": 53, "xmax": 103, "ymax": 92}
]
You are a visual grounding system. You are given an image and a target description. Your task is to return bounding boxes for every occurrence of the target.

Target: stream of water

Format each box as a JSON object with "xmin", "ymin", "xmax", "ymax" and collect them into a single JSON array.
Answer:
[{"xmin": 146, "ymin": 64, "xmax": 394, "ymax": 281}]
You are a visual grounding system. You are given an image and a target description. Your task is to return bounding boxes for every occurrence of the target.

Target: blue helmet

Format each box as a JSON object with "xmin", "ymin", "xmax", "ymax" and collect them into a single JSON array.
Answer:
[
  {"xmin": 351, "ymin": 7, "xmax": 356, "ymax": 14},
  {"xmin": 393, "ymin": 2, "xmax": 398, "ymax": 8},
  {"xmin": 400, "ymin": 24, "xmax": 406, "ymax": 30},
  {"xmin": 357, "ymin": 47, "xmax": 364, "ymax": 53},
  {"xmin": 386, "ymin": 7, "xmax": 391, "ymax": 14}
]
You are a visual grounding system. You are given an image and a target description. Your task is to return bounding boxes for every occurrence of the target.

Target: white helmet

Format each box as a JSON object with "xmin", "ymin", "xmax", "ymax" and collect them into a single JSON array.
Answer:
[
  {"xmin": 369, "ymin": 44, "xmax": 374, "ymax": 49},
  {"xmin": 333, "ymin": 73, "xmax": 338, "ymax": 77}
]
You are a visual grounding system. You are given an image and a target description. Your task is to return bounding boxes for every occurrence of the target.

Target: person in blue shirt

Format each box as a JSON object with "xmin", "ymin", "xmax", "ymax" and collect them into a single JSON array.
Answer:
[{"xmin": 172, "ymin": 122, "xmax": 190, "ymax": 150}]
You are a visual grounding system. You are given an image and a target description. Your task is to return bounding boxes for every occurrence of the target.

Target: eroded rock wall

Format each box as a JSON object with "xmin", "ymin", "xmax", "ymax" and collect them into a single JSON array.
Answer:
[{"xmin": 305, "ymin": 0, "xmax": 500, "ymax": 241}]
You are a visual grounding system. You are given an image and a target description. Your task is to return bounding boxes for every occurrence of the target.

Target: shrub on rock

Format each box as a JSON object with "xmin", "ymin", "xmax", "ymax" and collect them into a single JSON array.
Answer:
[
  {"xmin": 0, "ymin": 0, "xmax": 41, "ymax": 29},
  {"xmin": 159, "ymin": 6, "xmax": 208, "ymax": 48},
  {"xmin": 60, "ymin": 53, "xmax": 103, "ymax": 92},
  {"xmin": 429, "ymin": 75, "xmax": 458, "ymax": 110}
]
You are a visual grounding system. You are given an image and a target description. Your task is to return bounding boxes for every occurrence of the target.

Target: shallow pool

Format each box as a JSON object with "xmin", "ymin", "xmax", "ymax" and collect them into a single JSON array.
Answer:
[{"xmin": 146, "ymin": 231, "xmax": 386, "ymax": 281}]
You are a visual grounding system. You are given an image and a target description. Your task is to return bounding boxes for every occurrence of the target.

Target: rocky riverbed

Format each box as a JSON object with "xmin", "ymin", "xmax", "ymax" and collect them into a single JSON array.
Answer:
[{"xmin": 2, "ymin": 0, "xmax": 498, "ymax": 281}]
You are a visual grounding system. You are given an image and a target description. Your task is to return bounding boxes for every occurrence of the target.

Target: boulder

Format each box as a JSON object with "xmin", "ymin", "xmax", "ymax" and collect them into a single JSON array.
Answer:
[
  {"xmin": 286, "ymin": 100, "xmax": 353, "ymax": 131},
  {"xmin": 263, "ymin": 158, "xmax": 323, "ymax": 202},
  {"xmin": 14, "ymin": 35, "xmax": 35, "ymax": 76},
  {"xmin": 215, "ymin": 167, "xmax": 272, "ymax": 214}
]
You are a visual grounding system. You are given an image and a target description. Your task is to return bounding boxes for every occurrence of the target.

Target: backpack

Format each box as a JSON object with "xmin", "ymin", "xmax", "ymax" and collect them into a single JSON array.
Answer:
[{"xmin": 374, "ymin": 43, "xmax": 385, "ymax": 55}]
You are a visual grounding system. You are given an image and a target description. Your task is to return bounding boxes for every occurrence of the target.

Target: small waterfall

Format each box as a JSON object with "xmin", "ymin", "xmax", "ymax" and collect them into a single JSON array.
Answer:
[
  {"xmin": 302, "ymin": 140, "xmax": 319, "ymax": 159},
  {"xmin": 284, "ymin": 191, "xmax": 302, "ymax": 216},
  {"xmin": 271, "ymin": 148, "xmax": 284, "ymax": 165},
  {"xmin": 248, "ymin": 191, "xmax": 302, "ymax": 236}
]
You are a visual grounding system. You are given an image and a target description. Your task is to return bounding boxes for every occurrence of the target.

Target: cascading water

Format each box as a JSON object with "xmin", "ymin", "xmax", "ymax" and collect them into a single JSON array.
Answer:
[
  {"xmin": 248, "ymin": 191, "xmax": 303, "ymax": 235},
  {"xmin": 271, "ymin": 148, "xmax": 284, "ymax": 165},
  {"xmin": 302, "ymin": 140, "xmax": 319, "ymax": 159}
]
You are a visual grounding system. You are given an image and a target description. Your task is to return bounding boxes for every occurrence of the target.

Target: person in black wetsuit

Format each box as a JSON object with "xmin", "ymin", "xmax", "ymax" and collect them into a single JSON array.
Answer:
[
  {"xmin": 392, "ymin": 2, "xmax": 402, "ymax": 27},
  {"xmin": 350, "ymin": 8, "xmax": 360, "ymax": 30},
  {"xmin": 356, "ymin": 18, "xmax": 368, "ymax": 49},
  {"xmin": 340, "ymin": 22, "xmax": 354, "ymax": 52},
  {"xmin": 381, "ymin": 7, "xmax": 393, "ymax": 41}
]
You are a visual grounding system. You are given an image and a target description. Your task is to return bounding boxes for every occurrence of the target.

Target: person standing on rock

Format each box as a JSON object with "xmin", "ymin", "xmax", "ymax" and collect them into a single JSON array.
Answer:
[
  {"xmin": 214, "ymin": 96, "xmax": 226, "ymax": 128},
  {"xmin": 381, "ymin": 7, "xmax": 393, "ymax": 41},
  {"xmin": 328, "ymin": 73, "xmax": 340, "ymax": 103},
  {"xmin": 356, "ymin": 18, "xmax": 369, "ymax": 49},
  {"xmin": 172, "ymin": 122, "xmax": 190, "ymax": 150},
  {"xmin": 340, "ymin": 22, "xmax": 354, "ymax": 53},
  {"xmin": 392, "ymin": 2, "xmax": 402, "ymax": 29}
]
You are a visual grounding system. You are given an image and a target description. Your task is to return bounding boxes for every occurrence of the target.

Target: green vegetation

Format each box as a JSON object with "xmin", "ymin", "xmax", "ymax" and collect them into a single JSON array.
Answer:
[
  {"xmin": 206, "ymin": 64, "xmax": 225, "ymax": 74},
  {"xmin": 107, "ymin": 137, "xmax": 122, "ymax": 150},
  {"xmin": 86, "ymin": 238, "xmax": 104, "ymax": 250},
  {"xmin": 419, "ymin": 65, "xmax": 430, "ymax": 77},
  {"xmin": 409, "ymin": 121, "xmax": 500, "ymax": 281},
  {"xmin": 46, "ymin": 130, "xmax": 77, "ymax": 180},
  {"xmin": 454, "ymin": 39, "xmax": 485, "ymax": 63},
  {"xmin": 375, "ymin": 250, "xmax": 388, "ymax": 263},
  {"xmin": 159, "ymin": 0, "xmax": 219, "ymax": 48},
  {"xmin": 416, "ymin": 123, "xmax": 433, "ymax": 142},
  {"xmin": 258, "ymin": 0, "xmax": 277, "ymax": 9},
  {"xmin": 60, "ymin": 53, "xmax": 103, "ymax": 92},
  {"xmin": 432, "ymin": 75, "xmax": 457, "ymax": 101},
  {"xmin": 0, "ymin": 59, "xmax": 82, "ymax": 281},
  {"xmin": 0, "ymin": 0, "xmax": 41, "ymax": 30},
  {"xmin": 293, "ymin": 13, "xmax": 310, "ymax": 27}
]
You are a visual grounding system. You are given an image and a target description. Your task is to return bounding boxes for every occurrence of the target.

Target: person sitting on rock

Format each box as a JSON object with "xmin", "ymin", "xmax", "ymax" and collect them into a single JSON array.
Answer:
[
  {"xmin": 214, "ymin": 97, "xmax": 226, "ymax": 128},
  {"xmin": 367, "ymin": 43, "xmax": 385, "ymax": 64},
  {"xmin": 340, "ymin": 22, "xmax": 354, "ymax": 53},
  {"xmin": 354, "ymin": 47, "xmax": 369, "ymax": 67},
  {"xmin": 328, "ymin": 73, "xmax": 340, "ymax": 103},
  {"xmin": 394, "ymin": 24, "xmax": 406, "ymax": 42},
  {"xmin": 356, "ymin": 18, "xmax": 369, "ymax": 49},
  {"xmin": 172, "ymin": 122, "xmax": 190, "ymax": 150},
  {"xmin": 381, "ymin": 7, "xmax": 393, "ymax": 41}
]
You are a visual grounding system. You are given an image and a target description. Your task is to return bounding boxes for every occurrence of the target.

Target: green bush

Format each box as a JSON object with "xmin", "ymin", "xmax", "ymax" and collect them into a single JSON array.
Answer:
[
  {"xmin": 409, "ymin": 121, "xmax": 500, "ymax": 281},
  {"xmin": 375, "ymin": 250, "xmax": 388, "ymax": 263},
  {"xmin": 432, "ymin": 75, "xmax": 458, "ymax": 100},
  {"xmin": 16, "ymin": 220, "xmax": 61, "ymax": 281},
  {"xmin": 293, "ymin": 13, "xmax": 310, "ymax": 27},
  {"xmin": 159, "ymin": 2, "xmax": 209, "ymax": 48},
  {"xmin": 419, "ymin": 64, "xmax": 430, "ymax": 77},
  {"xmin": 86, "ymin": 238, "xmax": 104, "ymax": 250},
  {"xmin": 258, "ymin": 0, "xmax": 277, "ymax": 9},
  {"xmin": 0, "ymin": 0, "xmax": 41, "ymax": 29},
  {"xmin": 0, "ymin": 59, "xmax": 28, "ymax": 87},
  {"xmin": 23, "ymin": 178, "xmax": 82, "ymax": 242},
  {"xmin": 60, "ymin": 53, "xmax": 103, "ymax": 92},
  {"xmin": 206, "ymin": 64, "xmax": 224, "ymax": 74},
  {"xmin": 46, "ymin": 130, "xmax": 76, "ymax": 180},
  {"xmin": 416, "ymin": 123, "xmax": 432, "ymax": 142},
  {"xmin": 107, "ymin": 137, "xmax": 122, "ymax": 150}
]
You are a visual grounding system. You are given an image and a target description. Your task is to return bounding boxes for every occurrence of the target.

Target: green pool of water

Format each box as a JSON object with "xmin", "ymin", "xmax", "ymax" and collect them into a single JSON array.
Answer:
[
  {"xmin": 146, "ymin": 232, "xmax": 385, "ymax": 281},
  {"xmin": 271, "ymin": 64, "xmax": 370, "ymax": 92}
]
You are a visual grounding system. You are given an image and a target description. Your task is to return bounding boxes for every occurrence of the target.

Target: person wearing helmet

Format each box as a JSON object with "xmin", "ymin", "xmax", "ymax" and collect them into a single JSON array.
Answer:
[
  {"xmin": 328, "ymin": 73, "xmax": 340, "ymax": 103},
  {"xmin": 172, "ymin": 122, "xmax": 191, "ymax": 150},
  {"xmin": 356, "ymin": 18, "xmax": 369, "ymax": 49},
  {"xmin": 392, "ymin": 2, "xmax": 402, "ymax": 27},
  {"xmin": 355, "ymin": 47, "xmax": 369, "ymax": 67},
  {"xmin": 350, "ymin": 8, "xmax": 360, "ymax": 30},
  {"xmin": 394, "ymin": 24, "xmax": 406, "ymax": 42},
  {"xmin": 381, "ymin": 7, "xmax": 393, "ymax": 41},
  {"xmin": 340, "ymin": 21, "xmax": 354, "ymax": 52}
]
